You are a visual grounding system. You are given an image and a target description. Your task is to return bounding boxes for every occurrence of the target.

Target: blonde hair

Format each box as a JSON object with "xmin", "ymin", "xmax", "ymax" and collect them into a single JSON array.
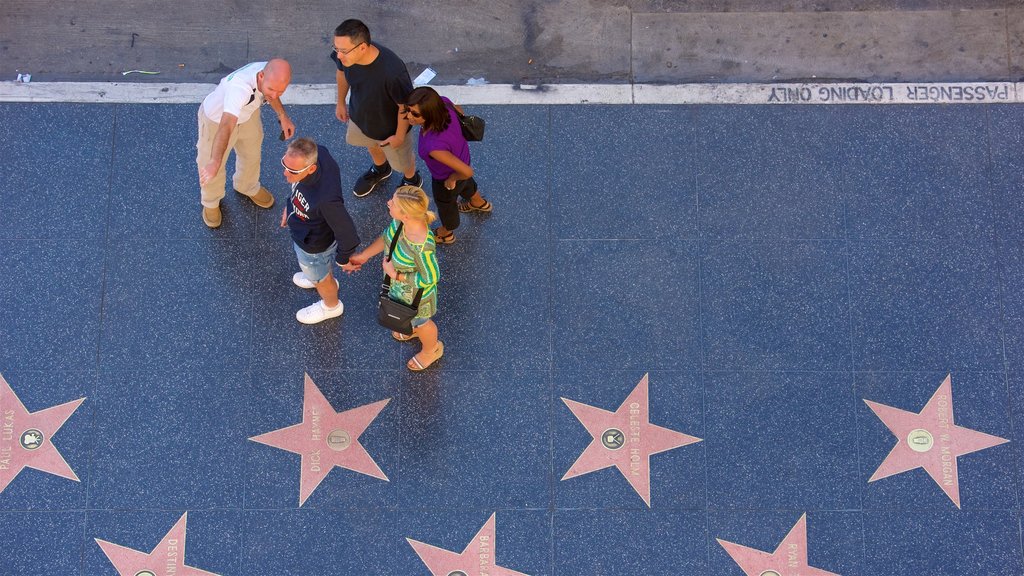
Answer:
[{"xmin": 393, "ymin": 185, "xmax": 437, "ymax": 225}]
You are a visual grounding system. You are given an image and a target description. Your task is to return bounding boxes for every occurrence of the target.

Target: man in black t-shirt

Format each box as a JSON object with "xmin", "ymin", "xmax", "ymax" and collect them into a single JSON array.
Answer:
[{"xmin": 331, "ymin": 19, "xmax": 420, "ymax": 198}]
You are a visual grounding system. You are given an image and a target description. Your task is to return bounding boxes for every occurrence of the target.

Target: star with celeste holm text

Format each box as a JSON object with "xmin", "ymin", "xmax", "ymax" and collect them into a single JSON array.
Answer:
[
  {"xmin": 864, "ymin": 374, "xmax": 1008, "ymax": 508},
  {"xmin": 717, "ymin": 514, "xmax": 839, "ymax": 576},
  {"xmin": 249, "ymin": 373, "xmax": 390, "ymax": 506},
  {"xmin": 407, "ymin": 512, "xmax": 530, "ymax": 576},
  {"xmin": 96, "ymin": 512, "xmax": 220, "ymax": 576},
  {"xmin": 561, "ymin": 373, "xmax": 701, "ymax": 506},
  {"xmin": 0, "ymin": 372, "xmax": 85, "ymax": 494}
]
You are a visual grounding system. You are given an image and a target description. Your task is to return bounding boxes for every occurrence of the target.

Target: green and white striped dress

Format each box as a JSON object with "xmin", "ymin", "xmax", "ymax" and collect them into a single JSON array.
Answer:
[{"xmin": 382, "ymin": 219, "xmax": 440, "ymax": 319}]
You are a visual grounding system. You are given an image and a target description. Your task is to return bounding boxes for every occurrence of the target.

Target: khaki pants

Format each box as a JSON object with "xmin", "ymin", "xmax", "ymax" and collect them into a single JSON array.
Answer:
[
  {"xmin": 196, "ymin": 106, "xmax": 264, "ymax": 208},
  {"xmin": 346, "ymin": 120, "xmax": 416, "ymax": 174}
]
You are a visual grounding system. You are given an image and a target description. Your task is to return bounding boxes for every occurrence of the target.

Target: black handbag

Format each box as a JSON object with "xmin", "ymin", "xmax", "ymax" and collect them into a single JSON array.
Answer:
[
  {"xmin": 455, "ymin": 107, "xmax": 485, "ymax": 142},
  {"xmin": 376, "ymin": 223, "xmax": 423, "ymax": 335}
]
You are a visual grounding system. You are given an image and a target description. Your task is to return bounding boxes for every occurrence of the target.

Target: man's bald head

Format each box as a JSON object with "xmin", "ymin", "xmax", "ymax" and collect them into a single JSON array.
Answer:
[{"xmin": 259, "ymin": 58, "xmax": 292, "ymax": 100}]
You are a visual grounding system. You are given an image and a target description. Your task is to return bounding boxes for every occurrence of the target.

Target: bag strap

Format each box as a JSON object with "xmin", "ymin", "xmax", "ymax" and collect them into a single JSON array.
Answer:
[{"xmin": 382, "ymin": 221, "xmax": 424, "ymax": 307}]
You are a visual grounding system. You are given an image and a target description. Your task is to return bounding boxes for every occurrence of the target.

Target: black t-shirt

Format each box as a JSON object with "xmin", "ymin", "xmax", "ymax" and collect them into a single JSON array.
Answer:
[{"xmin": 330, "ymin": 43, "xmax": 413, "ymax": 140}]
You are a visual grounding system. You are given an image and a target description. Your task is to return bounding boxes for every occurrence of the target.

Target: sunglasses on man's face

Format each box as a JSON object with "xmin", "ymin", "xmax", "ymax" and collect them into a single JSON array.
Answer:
[
  {"xmin": 281, "ymin": 158, "xmax": 314, "ymax": 174},
  {"xmin": 401, "ymin": 107, "xmax": 422, "ymax": 119}
]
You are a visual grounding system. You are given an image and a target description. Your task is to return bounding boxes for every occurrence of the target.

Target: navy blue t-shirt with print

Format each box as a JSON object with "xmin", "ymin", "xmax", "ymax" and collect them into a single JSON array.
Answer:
[{"xmin": 330, "ymin": 43, "xmax": 413, "ymax": 140}]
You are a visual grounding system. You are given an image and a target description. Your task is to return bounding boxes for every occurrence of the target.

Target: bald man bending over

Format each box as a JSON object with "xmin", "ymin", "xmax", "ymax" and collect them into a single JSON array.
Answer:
[{"xmin": 197, "ymin": 59, "xmax": 296, "ymax": 228}]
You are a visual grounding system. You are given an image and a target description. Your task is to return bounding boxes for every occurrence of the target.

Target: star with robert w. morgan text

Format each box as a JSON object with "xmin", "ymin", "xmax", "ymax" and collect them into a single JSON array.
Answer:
[
  {"xmin": 717, "ymin": 514, "xmax": 839, "ymax": 576},
  {"xmin": 95, "ymin": 512, "xmax": 220, "ymax": 576},
  {"xmin": 249, "ymin": 373, "xmax": 390, "ymax": 506},
  {"xmin": 561, "ymin": 373, "xmax": 701, "ymax": 507},
  {"xmin": 0, "ymin": 373, "xmax": 85, "ymax": 494},
  {"xmin": 864, "ymin": 373, "xmax": 1008, "ymax": 508},
  {"xmin": 407, "ymin": 512, "xmax": 530, "ymax": 576}
]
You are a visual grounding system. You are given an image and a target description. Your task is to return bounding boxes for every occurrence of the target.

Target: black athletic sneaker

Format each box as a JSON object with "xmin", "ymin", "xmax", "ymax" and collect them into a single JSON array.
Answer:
[
  {"xmin": 353, "ymin": 163, "xmax": 392, "ymax": 198},
  {"xmin": 399, "ymin": 171, "xmax": 423, "ymax": 189}
]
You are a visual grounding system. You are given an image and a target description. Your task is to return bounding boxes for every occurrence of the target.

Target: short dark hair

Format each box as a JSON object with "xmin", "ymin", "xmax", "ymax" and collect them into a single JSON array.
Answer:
[
  {"xmin": 406, "ymin": 87, "xmax": 451, "ymax": 133},
  {"xmin": 334, "ymin": 19, "xmax": 371, "ymax": 46}
]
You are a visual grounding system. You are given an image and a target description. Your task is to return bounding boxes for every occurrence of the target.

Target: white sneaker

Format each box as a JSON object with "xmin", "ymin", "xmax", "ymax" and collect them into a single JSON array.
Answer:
[
  {"xmin": 292, "ymin": 272, "xmax": 317, "ymax": 289},
  {"xmin": 296, "ymin": 300, "xmax": 344, "ymax": 324}
]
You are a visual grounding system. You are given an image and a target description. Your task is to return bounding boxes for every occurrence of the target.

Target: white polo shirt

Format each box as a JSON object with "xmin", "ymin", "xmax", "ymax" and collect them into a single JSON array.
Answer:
[{"xmin": 201, "ymin": 62, "xmax": 266, "ymax": 124}]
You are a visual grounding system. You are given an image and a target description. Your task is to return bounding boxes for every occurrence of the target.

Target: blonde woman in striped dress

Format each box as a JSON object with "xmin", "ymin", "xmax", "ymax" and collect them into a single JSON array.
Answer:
[{"xmin": 348, "ymin": 186, "xmax": 443, "ymax": 371}]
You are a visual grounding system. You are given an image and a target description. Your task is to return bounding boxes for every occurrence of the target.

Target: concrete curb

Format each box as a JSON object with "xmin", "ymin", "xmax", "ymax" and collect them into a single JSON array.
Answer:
[{"xmin": 0, "ymin": 81, "xmax": 1019, "ymax": 105}]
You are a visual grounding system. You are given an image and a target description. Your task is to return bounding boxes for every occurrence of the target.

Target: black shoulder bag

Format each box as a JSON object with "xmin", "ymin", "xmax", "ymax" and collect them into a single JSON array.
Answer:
[
  {"xmin": 376, "ymin": 222, "xmax": 423, "ymax": 335},
  {"xmin": 453, "ymin": 105, "xmax": 485, "ymax": 142}
]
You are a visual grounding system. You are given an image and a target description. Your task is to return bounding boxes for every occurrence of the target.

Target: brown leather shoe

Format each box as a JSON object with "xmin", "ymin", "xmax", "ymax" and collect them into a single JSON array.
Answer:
[
  {"xmin": 202, "ymin": 205, "xmax": 222, "ymax": 228},
  {"xmin": 247, "ymin": 187, "xmax": 275, "ymax": 209}
]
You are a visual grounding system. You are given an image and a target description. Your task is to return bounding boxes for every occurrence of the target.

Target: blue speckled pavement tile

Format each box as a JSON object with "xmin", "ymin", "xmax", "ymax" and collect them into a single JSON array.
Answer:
[
  {"xmin": 250, "ymin": 238, "xmax": 401, "ymax": 370},
  {"xmin": 705, "ymin": 371, "xmax": 861, "ymax": 510},
  {"xmin": 87, "ymin": 370, "xmax": 248, "ymax": 510},
  {"xmin": 849, "ymin": 239, "xmax": 1004, "ymax": 371},
  {"xmin": 0, "ymin": 103, "xmax": 113, "ymax": 239},
  {"xmin": 0, "ymin": 511, "xmax": 85, "ymax": 576},
  {"xmin": 857, "ymin": 371, "xmax": 1016, "ymax": 510},
  {"xmin": 241, "ymin": 509, "xmax": 397, "ymax": 575},
  {"xmin": 401, "ymin": 509, "xmax": 550, "ymax": 575},
  {"xmin": 696, "ymin": 105, "xmax": 845, "ymax": 240},
  {"xmin": 86, "ymin": 509, "xmax": 240, "ymax": 576},
  {"xmin": 861, "ymin": 510, "xmax": 1023, "ymax": 575},
  {"xmin": 554, "ymin": 509, "xmax": 706, "ymax": 575},
  {"xmin": 431, "ymin": 236, "xmax": 549, "ymax": 370},
  {"xmin": 840, "ymin": 105, "xmax": 996, "ymax": 240},
  {"xmin": 1000, "ymin": 239, "xmax": 1024, "ymax": 372},
  {"xmin": 552, "ymin": 105, "xmax": 697, "ymax": 240},
  {"xmin": 708, "ymin": 510, "xmax": 862, "ymax": 576},
  {"xmin": 554, "ymin": 369, "xmax": 705, "ymax": 510},
  {"xmin": 701, "ymin": 240, "xmax": 851, "ymax": 371},
  {"xmin": 0, "ymin": 370, "xmax": 93, "ymax": 511},
  {"xmin": 984, "ymin": 106, "xmax": 1024, "ymax": 240},
  {"xmin": 1009, "ymin": 374, "xmax": 1024, "ymax": 508},
  {"xmin": 109, "ymin": 103, "xmax": 261, "ymax": 238},
  {"xmin": 100, "ymin": 238, "xmax": 255, "ymax": 370},
  {"xmin": 0, "ymin": 240, "xmax": 104, "ymax": 370},
  {"xmin": 398, "ymin": 369, "xmax": 550, "ymax": 510},
  {"xmin": 552, "ymin": 240, "xmax": 701, "ymax": 371},
  {"xmin": 244, "ymin": 369, "xmax": 400, "ymax": 509}
]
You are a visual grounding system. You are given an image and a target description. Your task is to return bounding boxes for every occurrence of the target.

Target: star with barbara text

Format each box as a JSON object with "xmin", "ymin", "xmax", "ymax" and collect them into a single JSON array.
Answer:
[
  {"xmin": 250, "ymin": 373, "xmax": 390, "ymax": 506},
  {"xmin": 561, "ymin": 373, "xmax": 701, "ymax": 506},
  {"xmin": 0, "ymin": 373, "xmax": 85, "ymax": 494},
  {"xmin": 407, "ymin": 513, "xmax": 530, "ymax": 576},
  {"xmin": 717, "ymin": 514, "xmax": 839, "ymax": 576},
  {"xmin": 864, "ymin": 374, "xmax": 1008, "ymax": 508},
  {"xmin": 95, "ymin": 512, "xmax": 219, "ymax": 576}
]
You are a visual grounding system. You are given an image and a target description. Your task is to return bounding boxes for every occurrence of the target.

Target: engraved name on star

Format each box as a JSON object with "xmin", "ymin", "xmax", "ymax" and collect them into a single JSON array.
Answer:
[
  {"xmin": 249, "ymin": 373, "xmax": 390, "ymax": 506},
  {"xmin": 561, "ymin": 373, "xmax": 701, "ymax": 506},
  {"xmin": 864, "ymin": 374, "xmax": 1009, "ymax": 507},
  {"xmin": 95, "ymin": 512, "xmax": 219, "ymax": 576},
  {"xmin": 0, "ymin": 373, "xmax": 85, "ymax": 494},
  {"xmin": 407, "ymin": 512, "xmax": 530, "ymax": 576},
  {"xmin": 716, "ymin": 514, "xmax": 839, "ymax": 576}
]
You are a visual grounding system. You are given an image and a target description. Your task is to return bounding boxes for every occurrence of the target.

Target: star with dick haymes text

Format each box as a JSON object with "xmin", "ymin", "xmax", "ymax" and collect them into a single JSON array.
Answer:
[
  {"xmin": 96, "ymin": 512, "xmax": 219, "ymax": 576},
  {"xmin": 864, "ymin": 374, "xmax": 1008, "ymax": 507},
  {"xmin": 407, "ymin": 513, "xmax": 530, "ymax": 576},
  {"xmin": 250, "ymin": 373, "xmax": 390, "ymax": 506},
  {"xmin": 561, "ymin": 373, "xmax": 701, "ymax": 506},
  {"xmin": 0, "ymin": 372, "xmax": 85, "ymax": 494},
  {"xmin": 717, "ymin": 514, "xmax": 839, "ymax": 576}
]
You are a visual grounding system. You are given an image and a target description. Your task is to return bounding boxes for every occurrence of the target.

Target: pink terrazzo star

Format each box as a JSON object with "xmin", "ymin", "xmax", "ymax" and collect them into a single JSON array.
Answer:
[
  {"xmin": 96, "ymin": 512, "xmax": 218, "ymax": 576},
  {"xmin": 407, "ymin": 512, "xmax": 530, "ymax": 576},
  {"xmin": 864, "ymin": 373, "xmax": 1008, "ymax": 508},
  {"xmin": 717, "ymin": 514, "xmax": 839, "ymax": 576},
  {"xmin": 0, "ymin": 373, "xmax": 85, "ymax": 494},
  {"xmin": 561, "ymin": 373, "xmax": 701, "ymax": 506},
  {"xmin": 249, "ymin": 373, "xmax": 390, "ymax": 506}
]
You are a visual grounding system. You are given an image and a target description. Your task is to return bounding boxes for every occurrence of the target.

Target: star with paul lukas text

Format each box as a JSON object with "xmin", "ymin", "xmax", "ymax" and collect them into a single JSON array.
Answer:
[{"xmin": 0, "ymin": 373, "xmax": 85, "ymax": 494}]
